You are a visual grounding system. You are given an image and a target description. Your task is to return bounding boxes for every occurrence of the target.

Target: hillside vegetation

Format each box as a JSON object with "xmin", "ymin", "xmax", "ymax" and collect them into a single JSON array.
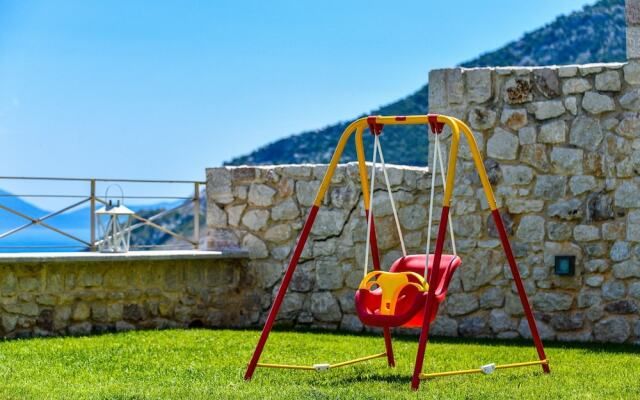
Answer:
[{"xmin": 226, "ymin": 0, "xmax": 626, "ymax": 167}]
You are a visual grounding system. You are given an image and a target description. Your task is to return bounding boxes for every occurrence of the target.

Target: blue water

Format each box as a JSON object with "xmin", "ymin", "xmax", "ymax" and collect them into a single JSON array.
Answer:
[{"xmin": 0, "ymin": 227, "xmax": 92, "ymax": 253}]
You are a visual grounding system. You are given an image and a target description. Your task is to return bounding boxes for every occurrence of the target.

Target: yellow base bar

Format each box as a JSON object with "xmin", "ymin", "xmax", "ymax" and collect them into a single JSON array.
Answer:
[
  {"xmin": 420, "ymin": 359, "xmax": 549, "ymax": 380},
  {"xmin": 257, "ymin": 352, "xmax": 387, "ymax": 371}
]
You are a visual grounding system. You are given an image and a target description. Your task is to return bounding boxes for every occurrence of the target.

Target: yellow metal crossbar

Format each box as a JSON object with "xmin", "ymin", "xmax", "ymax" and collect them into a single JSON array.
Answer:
[
  {"xmin": 420, "ymin": 359, "xmax": 549, "ymax": 380},
  {"xmin": 257, "ymin": 352, "xmax": 387, "ymax": 372}
]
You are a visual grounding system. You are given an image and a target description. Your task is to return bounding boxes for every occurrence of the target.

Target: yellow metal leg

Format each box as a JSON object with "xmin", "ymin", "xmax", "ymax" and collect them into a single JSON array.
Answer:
[
  {"xmin": 257, "ymin": 352, "xmax": 387, "ymax": 372},
  {"xmin": 419, "ymin": 359, "xmax": 549, "ymax": 380}
]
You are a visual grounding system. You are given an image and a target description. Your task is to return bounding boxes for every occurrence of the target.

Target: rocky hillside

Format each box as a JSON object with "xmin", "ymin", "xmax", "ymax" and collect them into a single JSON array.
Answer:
[{"xmin": 226, "ymin": 0, "xmax": 626, "ymax": 167}]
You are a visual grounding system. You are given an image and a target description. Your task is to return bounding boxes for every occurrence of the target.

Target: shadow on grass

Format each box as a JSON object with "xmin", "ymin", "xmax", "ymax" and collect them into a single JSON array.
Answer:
[
  {"xmin": 3, "ymin": 325, "xmax": 638, "ymax": 357},
  {"xmin": 231, "ymin": 326, "xmax": 640, "ymax": 355}
]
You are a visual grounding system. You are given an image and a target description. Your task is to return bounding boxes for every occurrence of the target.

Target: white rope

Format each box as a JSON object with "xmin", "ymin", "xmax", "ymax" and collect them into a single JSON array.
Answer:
[
  {"xmin": 375, "ymin": 136, "xmax": 407, "ymax": 257},
  {"xmin": 363, "ymin": 136, "xmax": 378, "ymax": 277},
  {"xmin": 424, "ymin": 127, "xmax": 457, "ymax": 279},
  {"xmin": 434, "ymin": 133, "xmax": 457, "ymax": 256}
]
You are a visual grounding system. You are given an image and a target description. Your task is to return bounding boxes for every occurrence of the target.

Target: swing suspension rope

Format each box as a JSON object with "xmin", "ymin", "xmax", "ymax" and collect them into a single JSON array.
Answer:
[
  {"xmin": 425, "ymin": 126, "xmax": 457, "ymax": 279},
  {"xmin": 363, "ymin": 133, "xmax": 406, "ymax": 277},
  {"xmin": 363, "ymin": 125, "xmax": 458, "ymax": 280}
]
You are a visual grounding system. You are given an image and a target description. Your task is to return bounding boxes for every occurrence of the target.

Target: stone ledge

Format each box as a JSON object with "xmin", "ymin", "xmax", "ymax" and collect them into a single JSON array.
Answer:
[{"xmin": 0, "ymin": 250, "xmax": 248, "ymax": 264}]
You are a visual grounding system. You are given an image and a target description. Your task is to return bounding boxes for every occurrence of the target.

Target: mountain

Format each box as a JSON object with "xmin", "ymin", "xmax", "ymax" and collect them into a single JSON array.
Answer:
[
  {"xmin": 226, "ymin": 0, "xmax": 626, "ymax": 167},
  {"xmin": 0, "ymin": 189, "xmax": 50, "ymax": 228}
]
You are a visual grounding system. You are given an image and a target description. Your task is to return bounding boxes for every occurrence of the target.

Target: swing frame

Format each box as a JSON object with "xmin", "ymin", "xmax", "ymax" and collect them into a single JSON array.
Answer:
[{"xmin": 244, "ymin": 114, "xmax": 550, "ymax": 391}]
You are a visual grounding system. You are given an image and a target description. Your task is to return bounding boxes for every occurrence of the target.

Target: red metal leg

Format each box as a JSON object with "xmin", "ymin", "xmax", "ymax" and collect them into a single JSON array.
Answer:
[
  {"xmin": 411, "ymin": 206, "xmax": 450, "ymax": 390},
  {"xmin": 491, "ymin": 209, "xmax": 550, "ymax": 373},
  {"xmin": 366, "ymin": 210, "xmax": 395, "ymax": 367},
  {"xmin": 366, "ymin": 210, "xmax": 382, "ymax": 271},
  {"xmin": 244, "ymin": 205, "xmax": 320, "ymax": 380}
]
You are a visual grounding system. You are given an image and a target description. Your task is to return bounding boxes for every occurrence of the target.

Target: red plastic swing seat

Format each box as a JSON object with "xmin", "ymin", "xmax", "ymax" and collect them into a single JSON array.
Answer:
[{"xmin": 355, "ymin": 254, "xmax": 462, "ymax": 328}]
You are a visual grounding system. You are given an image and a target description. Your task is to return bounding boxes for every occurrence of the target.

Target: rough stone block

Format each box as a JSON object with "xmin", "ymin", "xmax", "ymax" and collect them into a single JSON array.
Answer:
[
  {"xmin": 487, "ymin": 128, "xmax": 519, "ymax": 160},
  {"xmin": 610, "ymin": 241, "xmax": 631, "ymax": 262},
  {"xmin": 550, "ymin": 147, "xmax": 583, "ymax": 174},
  {"xmin": 574, "ymin": 225, "xmax": 599, "ymax": 242},
  {"xmin": 398, "ymin": 204, "xmax": 427, "ymax": 230},
  {"xmin": 241, "ymin": 234, "xmax": 269, "ymax": 258},
  {"xmin": 533, "ymin": 68, "xmax": 560, "ymax": 98},
  {"xmin": 529, "ymin": 100, "xmax": 566, "ymax": 120},
  {"xmin": 594, "ymin": 317, "xmax": 630, "ymax": 343},
  {"xmin": 627, "ymin": 210, "xmax": 640, "ymax": 241},
  {"xmin": 428, "ymin": 69, "xmax": 447, "ymax": 108},
  {"xmin": 310, "ymin": 292, "xmax": 342, "ymax": 322},
  {"xmin": 562, "ymin": 78, "xmax": 591, "ymax": 94},
  {"xmin": 627, "ymin": 26, "xmax": 640, "ymax": 59},
  {"xmin": 569, "ymin": 116, "xmax": 603, "ymax": 151},
  {"xmin": 547, "ymin": 221, "xmax": 573, "ymax": 241},
  {"xmin": 612, "ymin": 260, "xmax": 640, "ymax": 279},
  {"xmin": 467, "ymin": 106, "xmax": 497, "ymax": 130},
  {"xmin": 430, "ymin": 315, "xmax": 458, "ymax": 337},
  {"xmin": 311, "ymin": 209, "xmax": 347, "ymax": 238},
  {"xmin": 594, "ymin": 70, "xmax": 621, "ymax": 91},
  {"xmin": 614, "ymin": 180, "xmax": 640, "ymax": 208},
  {"xmin": 532, "ymin": 292, "xmax": 573, "ymax": 312},
  {"xmin": 248, "ymin": 183, "xmax": 276, "ymax": 207},
  {"xmin": 500, "ymin": 108, "xmax": 528, "ymax": 130},
  {"xmin": 538, "ymin": 119, "xmax": 566, "ymax": 144},
  {"xmin": 506, "ymin": 199, "xmax": 544, "ymax": 214},
  {"xmin": 446, "ymin": 68, "xmax": 464, "ymax": 104},
  {"xmin": 504, "ymin": 77, "xmax": 533, "ymax": 104},
  {"xmin": 582, "ymin": 92, "xmax": 615, "ymax": 114},
  {"xmin": 603, "ymin": 221, "xmax": 626, "ymax": 241},
  {"xmin": 520, "ymin": 144, "xmax": 550, "ymax": 171},
  {"xmin": 241, "ymin": 209, "xmax": 269, "ymax": 231},
  {"xmin": 295, "ymin": 181, "xmax": 321, "ymax": 207},
  {"xmin": 518, "ymin": 126, "xmax": 537, "ymax": 145},
  {"xmin": 534, "ymin": 175, "xmax": 566, "ymax": 200},
  {"xmin": 458, "ymin": 316, "xmax": 489, "ymax": 337},
  {"xmin": 558, "ymin": 65, "xmax": 578, "ymax": 78},
  {"xmin": 207, "ymin": 168, "xmax": 234, "ymax": 204},
  {"xmin": 340, "ymin": 314, "xmax": 363, "ymax": 332},
  {"xmin": 623, "ymin": 61, "xmax": 640, "ymax": 84},
  {"xmin": 226, "ymin": 204, "xmax": 246, "ymax": 227},
  {"xmin": 466, "ymin": 68, "xmax": 492, "ymax": 103},
  {"xmin": 602, "ymin": 279, "xmax": 626, "ymax": 300},
  {"xmin": 446, "ymin": 293, "xmax": 479, "ymax": 316},
  {"xmin": 315, "ymin": 261, "xmax": 344, "ymax": 290},
  {"xmin": 264, "ymin": 224, "xmax": 292, "ymax": 243},
  {"xmin": 518, "ymin": 318, "xmax": 555, "ymax": 340},
  {"xmin": 501, "ymin": 165, "xmax": 533, "ymax": 185},
  {"xmin": 619, "ymin": 88, "xmax": 640, "ymax": 110},
  {"xmin": 569, "ymin": 175, "xmax": 597, "ymax": 195},
  {"xmin": 516, "ymin": 215, "xmax": 545, "ymax": 243}
]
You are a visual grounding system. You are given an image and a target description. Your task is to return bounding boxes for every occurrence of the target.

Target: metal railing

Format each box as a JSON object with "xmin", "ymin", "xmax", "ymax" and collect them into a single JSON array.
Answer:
[{"xmin": 0, "ymin": 176, "xmax": 205, "ymax": 252}]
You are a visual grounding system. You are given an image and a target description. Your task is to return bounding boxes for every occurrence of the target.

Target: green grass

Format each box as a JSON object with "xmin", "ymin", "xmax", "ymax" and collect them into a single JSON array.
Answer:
[{"xmin": 0, "ymin": 329, "xmax": 637, "ymax": 399}]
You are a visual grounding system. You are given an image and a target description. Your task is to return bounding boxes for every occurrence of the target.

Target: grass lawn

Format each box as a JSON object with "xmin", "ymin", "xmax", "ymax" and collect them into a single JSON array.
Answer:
[{"xmin": 0, "ymin": 329, "xmax": 637, "ymax": 399}]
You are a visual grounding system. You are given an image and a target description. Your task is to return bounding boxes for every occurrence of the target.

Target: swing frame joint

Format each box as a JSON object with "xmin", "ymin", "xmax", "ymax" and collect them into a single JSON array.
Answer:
[
  {"xmin": 367, "ymin": 116, "xmax": 384, "ymax": 136},
  {"xmin": 427, "ymin": 114, "xmax": 445, "ymax": 134}
]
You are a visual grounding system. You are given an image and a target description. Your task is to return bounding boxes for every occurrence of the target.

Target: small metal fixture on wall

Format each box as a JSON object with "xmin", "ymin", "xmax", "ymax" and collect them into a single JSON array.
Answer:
[
  {"xmin": 554, "ymin": 255, "xmax": 576, "ymax": 276},
  {"xmin": 96, "ymin": 185, "xmax": 134, "ymax": 253}
]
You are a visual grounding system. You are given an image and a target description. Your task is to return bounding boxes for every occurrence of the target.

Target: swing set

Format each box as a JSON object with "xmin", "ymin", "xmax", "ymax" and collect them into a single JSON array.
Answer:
[{"xmin": 244, "ymin": 114, "xmax": 550, "ymax": 390}]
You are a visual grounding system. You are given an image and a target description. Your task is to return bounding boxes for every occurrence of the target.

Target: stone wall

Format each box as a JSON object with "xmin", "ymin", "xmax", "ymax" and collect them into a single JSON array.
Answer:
[
  {"xmin": 426, "ymin": 62, "xmax": 640, "ymax": 344},
  {"xmin": 0, "ymin": 256, "xmax": 255, "ymax": 338},
  {"xmin": 207, "ymin": 62, "xmax": 640, "ymax": 344}
]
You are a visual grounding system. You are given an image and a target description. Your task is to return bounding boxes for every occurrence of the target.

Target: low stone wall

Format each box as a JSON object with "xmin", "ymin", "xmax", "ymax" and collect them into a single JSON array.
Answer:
[
  {"xmin": 206, "ymin": 63, "xmax": 640, "ymax": 344},
  {"xmin": 0, "ymin": 255, "xmax": 254, "ymax": 338}
]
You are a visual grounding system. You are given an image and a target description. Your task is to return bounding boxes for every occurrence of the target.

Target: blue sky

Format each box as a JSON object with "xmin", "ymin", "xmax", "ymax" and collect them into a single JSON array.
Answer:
[{"xmin": 0, "ymin": 0, "xmax": 593, "ymax": 208}]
